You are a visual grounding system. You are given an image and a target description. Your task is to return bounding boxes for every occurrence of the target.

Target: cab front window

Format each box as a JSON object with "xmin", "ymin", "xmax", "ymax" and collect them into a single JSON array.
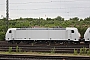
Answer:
[
  {"xmin": 9, "ymin": 30, "xmax": 12, "ymax": 33},
  {"xmin": 71, "ymin": 30, "xmax": 74, "ymax": 33}
]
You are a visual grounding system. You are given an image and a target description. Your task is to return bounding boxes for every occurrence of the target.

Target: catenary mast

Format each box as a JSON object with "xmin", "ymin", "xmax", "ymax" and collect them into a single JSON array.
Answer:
[{"xmin": 6, "ymin": 0, "xmax": 9, "ymax": 31}]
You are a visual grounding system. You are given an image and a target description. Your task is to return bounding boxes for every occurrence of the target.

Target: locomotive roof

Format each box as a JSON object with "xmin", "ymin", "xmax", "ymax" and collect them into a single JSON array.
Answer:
[
  {"xmin": 8, "ymin": 27, "xmax": 77, "ymax": 30},
  {"xmin": 16, "ymin": 28, "xmax": 66, "ymax": 30}
]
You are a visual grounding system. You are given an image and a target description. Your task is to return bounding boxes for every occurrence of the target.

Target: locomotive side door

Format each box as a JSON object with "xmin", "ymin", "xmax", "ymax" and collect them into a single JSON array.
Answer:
[
  {"xmin": 70, "ymin": 30, "xmax": 75, "ymax": 40},
  {"xmin": 8, "ymin": 30, "xmax": 12, "ymax": 40},
  {"xmin": 11, "ymin": 30, "xmax": 15, "ymax": 40},
  {"xmin": 67, "ymin": 30, "xmax": 72, "ymax": 40},
  {"xmin": 11, "ymin": 30, "xmax": 13, "ymax": 40}
]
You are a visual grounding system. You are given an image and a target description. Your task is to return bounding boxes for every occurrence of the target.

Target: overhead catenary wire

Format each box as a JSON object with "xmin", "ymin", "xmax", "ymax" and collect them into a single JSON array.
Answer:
[
  {"xmin": 0, "ymin": 0, "xmax": 90, "ymax": 11},
  {"xmin": 9, "ymin": 1, "xmax": 72, "ymax": 4},
  {"xmin": 10, "ymin": 7, "xmax": 90, "ymax": 11},
  {"xmin": 8, "ymin": 0, "xmax": 90, "ymax": 5},
  {"xmin": 0, "ymin": 0, "xmax": 90, "ymax": 5},
  {"xmin": 0, "ymin": 3, "xmax": 3, "ymax": 4}
]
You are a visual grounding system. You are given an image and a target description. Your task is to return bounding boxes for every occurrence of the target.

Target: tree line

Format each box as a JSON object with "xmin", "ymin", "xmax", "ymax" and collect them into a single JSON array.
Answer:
[{"xmin": 0, "ymin": 16, "xmax": 90, "ymax": 40}]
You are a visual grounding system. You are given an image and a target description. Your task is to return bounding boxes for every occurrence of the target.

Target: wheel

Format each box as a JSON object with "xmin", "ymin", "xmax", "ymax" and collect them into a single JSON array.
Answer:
[
  {"xmin": 22, "ymin": 41, "xmax": 32, "ymax": 44},
  {"xmin": 85, "ymin": 41, "xmax": 89, "ymax": 44},
  {"xmin": 15, "ymin": 41, "xmax": 21, "ymax": 44},
  {"xmin": 74, "ymin": 41, "xmax": 80, "ymax": 44},
  {"xmin": 8, "ymin": 40, "xmax": 15, "ymax": 44}
]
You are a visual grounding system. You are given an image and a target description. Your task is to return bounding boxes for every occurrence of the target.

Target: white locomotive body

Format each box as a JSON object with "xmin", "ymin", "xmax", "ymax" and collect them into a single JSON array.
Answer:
[
  {"xmin": 84, "ymin": 28, "xmax": 90, "ymax": 42},
  {"xmin": 5, "ymin": 27, "xmax": 80, "ymax": 44}
]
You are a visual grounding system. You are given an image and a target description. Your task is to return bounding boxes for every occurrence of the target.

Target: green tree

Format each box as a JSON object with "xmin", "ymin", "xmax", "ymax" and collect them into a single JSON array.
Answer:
[
  {"xmin": 84, "ymin": 17, "xmax": 90, "ymax": 21},
  {"xmin": 70, "ymin": 17, "xmax": 79, "ymax": 21},
  {"xmin": 55, "ymin": 16, "xmax": 64, "ymax": 21}
]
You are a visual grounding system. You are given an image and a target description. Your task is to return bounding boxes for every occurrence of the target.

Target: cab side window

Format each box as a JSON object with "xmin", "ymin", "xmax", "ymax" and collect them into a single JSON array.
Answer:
[
  {"xmin": 9, "ymin": 30, "xmax": 12, "ymax": 33},
  {"xmin": 71, "ymin": 30, "xmax": 74, "ymax": 33}
]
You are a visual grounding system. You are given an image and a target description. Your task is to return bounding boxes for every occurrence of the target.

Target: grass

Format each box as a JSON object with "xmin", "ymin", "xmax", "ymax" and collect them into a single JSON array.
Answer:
[
  {"xmin": 51, "ymin": 47, "xmax": 55, "ymax": 53},
  {"xmin": 0, "ymin": 46, "xmax": 90, "ymax": 57},
  {"xmin": 1, "ymin": 46, "xmax": 89, "ymax": 57},
  {"xmin": 0, "ymin": 51, "xmax": 90, "ymax": 57}
]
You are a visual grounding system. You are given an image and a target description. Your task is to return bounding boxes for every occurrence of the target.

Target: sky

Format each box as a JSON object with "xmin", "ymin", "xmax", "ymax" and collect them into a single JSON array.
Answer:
[{"xmin": 0, "ymin": 0, "xmax": 90, "ymax": 19}]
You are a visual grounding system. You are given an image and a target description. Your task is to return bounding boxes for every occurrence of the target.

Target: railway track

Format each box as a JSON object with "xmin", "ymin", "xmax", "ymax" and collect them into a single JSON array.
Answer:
[
  {"xmin": 0, "ymin": 41, "xmax": 89, "ymax": 53},
  {"xmin": 0, "ymin": 47, "xmax": 89, "ymax": 53},
  {"xmin": 0, "ymin": 41, "xmax": 89, "ymax": 46},
  {"xmin": 0, "ymin": 54, "xmax": 90, "ymax": 60}
]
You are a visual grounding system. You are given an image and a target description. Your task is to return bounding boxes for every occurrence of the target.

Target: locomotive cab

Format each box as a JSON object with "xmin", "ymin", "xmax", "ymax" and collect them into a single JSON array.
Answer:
[
  {"xmin": 5, "ymin": 28, "xmax": 16, "ymax": 41},
  {"xmin": 84, "ymin": 28, "xmax": 90, "ymax": 42},
  {"xmin": 66, "ymin": 27, "xmax": 80, "ymax": 42}
]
